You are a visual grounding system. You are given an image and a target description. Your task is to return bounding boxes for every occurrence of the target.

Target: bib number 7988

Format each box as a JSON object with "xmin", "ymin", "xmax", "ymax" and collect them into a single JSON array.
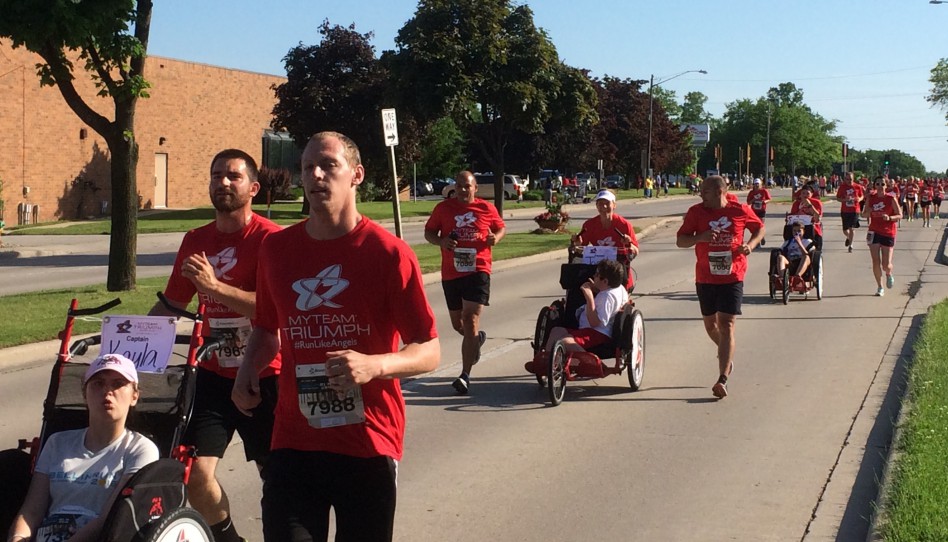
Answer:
[{"xmin": 309, "ymin": 395, "xmax": 356, "ymax": 415}]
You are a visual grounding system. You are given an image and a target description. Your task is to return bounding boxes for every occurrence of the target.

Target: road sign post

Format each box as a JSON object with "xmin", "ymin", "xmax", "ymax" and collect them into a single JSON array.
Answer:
[{"xmin": 381, "ymin": 108, "xmax": 403, "ymax": 238}]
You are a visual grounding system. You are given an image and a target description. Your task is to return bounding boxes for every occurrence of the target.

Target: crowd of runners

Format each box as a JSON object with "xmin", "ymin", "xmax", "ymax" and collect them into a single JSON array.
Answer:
[{"xmin": 14, "ymin": 122, "xmax": 943, "ymax": 542}]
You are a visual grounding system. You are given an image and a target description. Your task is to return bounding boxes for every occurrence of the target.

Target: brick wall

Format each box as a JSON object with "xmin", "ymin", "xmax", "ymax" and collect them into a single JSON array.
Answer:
[{"xmin": 0, "ymin": 41, "xmax": 285, "ymax": 223}]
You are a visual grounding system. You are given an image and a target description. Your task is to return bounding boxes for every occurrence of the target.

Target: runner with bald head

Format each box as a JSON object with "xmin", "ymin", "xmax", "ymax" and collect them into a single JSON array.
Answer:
[
  {"xmin": 676, "ymin": 175, "xmax": 765, "ymax": 399},
  {"xmin": 424, "ymin": 170, "xmax": 506, "ymax": 394}
]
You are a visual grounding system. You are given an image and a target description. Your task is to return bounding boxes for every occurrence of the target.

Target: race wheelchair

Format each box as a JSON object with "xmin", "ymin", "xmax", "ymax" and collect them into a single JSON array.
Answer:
[
  {"xmin": 768, "ymin": 214, "xmax": 824, "ymax": 304},
  {"xmin": 0, "ymin": 294, "xmax": 221, "ymax": 542},
  {"xmin": 527, "ymin": 247, "xmax": 645, "ymax": 406}
]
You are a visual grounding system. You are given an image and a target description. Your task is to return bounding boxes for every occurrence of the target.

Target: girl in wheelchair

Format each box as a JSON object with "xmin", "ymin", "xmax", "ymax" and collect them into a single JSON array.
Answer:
[
  {"xmin": 8, "ymin": 354, "xmax": 159, "ymax": 542},
  {"xmin": 778, "ymin": 221, "xmax": 812, "ymax": 286},
  {"xmin": 541, "ymin": 259, "xmax": 629, "ymax": 357}
]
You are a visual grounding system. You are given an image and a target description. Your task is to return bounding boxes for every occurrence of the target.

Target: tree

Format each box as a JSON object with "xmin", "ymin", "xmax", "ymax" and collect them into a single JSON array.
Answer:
[
  {"xmin": 927, "ymin": 58, "xmax": 948, "ymax": 120},
  {"xmin": 652, "ymin": 87, "xmax": 681, "ymax": 123},
  {"xmin": 415, "ymin": 117, "xmax": 467, "ymax": 182},
  {"xmin": 0, "ymin": 0, "xmax": 153, "ymax": 291},
  {"xmin": 272, "ymin": 22, "xmax": 391, "ymax": 194},
  {"xmin": 681, "ymin": 91, "xmax": 711, "ymax": 125},
  {"xmin": 392, "ymin": 0, "xmax": 596, "ymax": 211}
]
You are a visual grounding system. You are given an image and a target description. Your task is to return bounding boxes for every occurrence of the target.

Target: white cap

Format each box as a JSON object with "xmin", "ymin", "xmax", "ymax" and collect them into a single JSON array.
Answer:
[
  {"xmin": 595, "ymin": 190, "xmax": 616, "ymax": 202},
  {"xmin": 84, "ymin": 354, "xmax": 139, "ymax": 384},
  {"xmin": 754, "ymin": 178, "xmax": 761, "ymax": 185}
]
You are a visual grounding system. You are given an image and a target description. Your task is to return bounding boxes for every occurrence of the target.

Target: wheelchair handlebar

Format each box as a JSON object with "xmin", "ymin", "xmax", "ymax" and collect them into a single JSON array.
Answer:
[
  {"xmin": 68, "ymin": 298, "xmax": 121, "ymax": 317},
  {"xmin": 156, "ymin": 292, "xmax": 203, "ymax": 322}
]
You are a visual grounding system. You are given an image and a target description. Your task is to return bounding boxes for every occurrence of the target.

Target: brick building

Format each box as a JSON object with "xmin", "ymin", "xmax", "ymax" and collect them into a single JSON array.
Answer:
[{"xmin": 0, "ymin": 41, "xmax": 286, "ymax": 224}]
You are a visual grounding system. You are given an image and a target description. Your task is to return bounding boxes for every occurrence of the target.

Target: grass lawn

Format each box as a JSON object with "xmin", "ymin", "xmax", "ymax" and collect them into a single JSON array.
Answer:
[
  {"xmin": 0, "ymin": 228, "xmax": 578, "ymax": 348},
  {"xmin": 877, "ymin": 300, "xmax": 948, "ymax": 540},
  {"xmin": 3, "ymin": 189, "xmax": 688, "ymax": 236}
]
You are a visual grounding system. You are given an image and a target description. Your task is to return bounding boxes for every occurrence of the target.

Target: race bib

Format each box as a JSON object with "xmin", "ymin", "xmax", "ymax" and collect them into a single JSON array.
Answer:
[
  {"xmin": 708, "ymin": 250, "xmax": 733, "ymax": 276},
  {"xmin": 37, "ymin": 513, "xmax": 88, "ymax": 542},
  {"xmin": 209, "ymin": 317, "xmax": 252, "ymax": 368},
  {"xmin": 846, "ymin": 198, "xmax": 854, "ymax": 207},
  {"xmin": 752, "ymin": 201, "xmax": 762, "ymax": 210},
  {"xmin": 453, "ymin": 247, "xmax": 477, "ymax": 273},
  {"xmin": 296, "ymin": 364, "xmax": 365, "ymax": 428},
  {"xmin": 922, "ymin": 194, "xmax": 931, "ymax": 202},
  {"xmin": 582, "ymin": 245, "xmax": 618, "ymax": 264}
]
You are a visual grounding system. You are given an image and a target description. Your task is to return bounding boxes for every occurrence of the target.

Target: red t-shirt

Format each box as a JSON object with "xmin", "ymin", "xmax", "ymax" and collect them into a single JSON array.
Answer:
[
  {"xmin": 865, "ymin": 194, "xmax": 900, "ymax": 238},
  {"xmin": 789, "ymin": 197, "xmax": 824, "ymax": 236},
  {"xmin": 746, "ymin": 189, "xmax": 771, "ymax": 212},
  {"xmin": 424, "ymin": 198, "xmax": 505, "ymax": 281},
  {"xmin": 255, "ymin": 218, "xmax": 438, "ymax": 460},
  {"xmin": 163, "ymin": 214, "xmax": 282, "ymax": 379},
  {"xmin": 677, "ymin": 201, "xmax": 764, "ymax": 284},
  {"xmin": 905, "ymin": 183, "xmax": 919, "ymax": 199},
  {"xmin": 919, "ymin": 186, "xmax": 933, "ymax": 203},
  {"xmin": 836, "ymin": 183, "xmax": 864, "ymax": 213},
  {"xmin": 578, "ymin": 214, "xmax": 639, "ymax": 289}
]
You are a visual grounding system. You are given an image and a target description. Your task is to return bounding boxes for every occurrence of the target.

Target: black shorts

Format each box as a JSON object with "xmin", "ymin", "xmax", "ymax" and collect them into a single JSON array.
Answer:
[
  {"xmin": 752, "ymin": 209, "xmax": 766, "ymax": 219},
  {"xmin": 182, "ymin": 367, "xmax": 278, "ymax": 463},
  {"xmin": 920, "ymin": 200, "xmax": 932, "ymax": 208},
  {"xmin": 867, "ymin": 231, "xmax": 896, "ymax": 248},
  {"xmin": 934, "ymin": 197, "xmax": 942, "ymax": 206},
  {"xmin": 441, "ymin": 271, "xmax": 491, "ymax": 311},
  {"xmin": 787, "ymin": 256, "xmax": 808, "ymax": 276},
  {"xmin": 262, "ymin": 449, "xmax": 397, "ymax": 542},
  {"xmin": 841, "ymin": 212, "xmax": 859, "ymax": 230},
  {"xmin": 696, "ymin": 282, "xmax": 744, "ymax": 317}
]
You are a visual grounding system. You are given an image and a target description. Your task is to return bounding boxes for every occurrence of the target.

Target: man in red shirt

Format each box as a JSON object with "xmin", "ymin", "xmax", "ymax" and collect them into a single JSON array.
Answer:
[
  {"xmin": 835, "ymin": 172, "xmax": 865, "ymax": 253},
  {"xmin": 676, "ymin": 176, "xmax": 765, "ymax": 399},
  {"xmin": 233, "ymin": 132, "xmax": 440, "ymax": 541},
  {"xmin": 424, "ymin": 171, "xmax": 506, "ymax": 394},
  {"xmin": 745, "ymin": 179, "xmax": 771, "ymax": 246},
  {"xmin": 150, "ymin": 149, "xmax": 281, "ymax": 542}
]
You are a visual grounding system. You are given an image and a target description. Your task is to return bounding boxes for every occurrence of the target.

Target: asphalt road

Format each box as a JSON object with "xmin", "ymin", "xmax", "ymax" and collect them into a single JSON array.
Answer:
[
  {"xmin": 0, "ymin": 195, "xmax": 696, "ymax": 296},
  {"xmin": 2, "ymin": 197, "xmax": 946, "ymax": 541}
]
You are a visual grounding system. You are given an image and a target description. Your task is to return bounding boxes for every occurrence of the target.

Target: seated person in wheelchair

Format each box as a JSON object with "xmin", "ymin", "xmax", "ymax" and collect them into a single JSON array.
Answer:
[
  {"xmin": 543, "ymin": 259, "xmax": 630, "ymax": 355},
  {"xmin": 778, "ymin": 221, "xmax": 813, "ymax": 283},
  {"xmin": 9, "ymin": 354, "xmax": 159, "ymax": 542},
  {"xmin": 570, "ymin": 190, "xmax": 639, "ymax": 289}
]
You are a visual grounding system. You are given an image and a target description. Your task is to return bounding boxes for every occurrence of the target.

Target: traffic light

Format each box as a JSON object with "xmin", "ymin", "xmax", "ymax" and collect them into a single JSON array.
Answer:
[{"xmin": 884, "ymin": 153, "xmax": 891, "ymax": 166}]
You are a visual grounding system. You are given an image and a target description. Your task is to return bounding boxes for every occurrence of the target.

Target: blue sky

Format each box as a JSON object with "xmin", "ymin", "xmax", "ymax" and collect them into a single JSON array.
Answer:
[{"xmin": 149, "ymin": 0, "xmax": 948, "ymax": 172}]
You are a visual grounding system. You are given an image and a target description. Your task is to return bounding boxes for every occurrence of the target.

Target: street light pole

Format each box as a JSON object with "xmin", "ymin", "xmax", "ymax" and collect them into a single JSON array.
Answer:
[{"xmin": 646, "ymin": 69, "xmax": 707, "ymax": 182}]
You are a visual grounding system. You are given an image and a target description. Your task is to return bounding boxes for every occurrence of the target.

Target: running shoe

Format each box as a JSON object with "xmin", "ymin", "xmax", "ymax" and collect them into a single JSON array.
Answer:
[
  {"xmin": 452, "ymin": 373, "xmax": 469, "ymax": 395},
  {"xmin": 876, "ymin": 287, "xmax": 885, "ymax": 297},
  {"xmin": 886, "ymin": 274, "xmax": 894, "ymax": 289},
  {"xmin": 845, "ymin": 238, "xmax": 851, "ymax": 248},
  {"xmin": 760, "ymin": 238, "xmax": 766, "ymax": 247},
  {"xmin": 712, "ymin": 375, "xmax": 728, "ymax": 399},
  {"xmin": 848, "ymin": 246, "xmax": 853, "ymax": 253}
]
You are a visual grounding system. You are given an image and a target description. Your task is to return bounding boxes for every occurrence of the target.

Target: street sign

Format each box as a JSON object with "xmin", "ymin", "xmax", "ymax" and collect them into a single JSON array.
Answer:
[{"xmin": 381, "ymin": 108, "xmax": 398, "ymax": 146}]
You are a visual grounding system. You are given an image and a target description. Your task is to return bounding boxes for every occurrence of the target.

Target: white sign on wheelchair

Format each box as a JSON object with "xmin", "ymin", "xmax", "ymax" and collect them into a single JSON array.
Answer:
[
  {"xmin": 100, "ymin": 316, "xmax": 177, "ymax": 374},
  {"xmin": 582, "ymin": 245, "xmax": 618, "ymax": 264},
  {"xmin": 786, "ymin": 214, "xmax": 812, "ymax": 225}
]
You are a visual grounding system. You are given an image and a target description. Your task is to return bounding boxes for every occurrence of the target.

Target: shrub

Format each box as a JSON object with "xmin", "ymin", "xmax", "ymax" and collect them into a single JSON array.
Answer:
[{"xmin": 254, "ymin": 167, "xmax": 295, "ymax": 204}]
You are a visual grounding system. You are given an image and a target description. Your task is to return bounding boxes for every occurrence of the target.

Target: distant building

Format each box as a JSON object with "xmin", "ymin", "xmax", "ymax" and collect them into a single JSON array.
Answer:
[{"xmin": 0, "ymin": 40, "xmax": 287, "ymax": 223}]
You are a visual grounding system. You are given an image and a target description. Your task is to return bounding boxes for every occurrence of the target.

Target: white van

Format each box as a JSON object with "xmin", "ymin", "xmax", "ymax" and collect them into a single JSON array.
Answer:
[{"xmin": 442, "ymin": 174, "xmax": 523, "ymax": 200}]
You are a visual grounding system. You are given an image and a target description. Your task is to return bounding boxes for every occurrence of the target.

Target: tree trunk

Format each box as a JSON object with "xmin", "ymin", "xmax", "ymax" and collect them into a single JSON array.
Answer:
[{"xmin": 106, "ymin": 131, "xmax": 138, "ymax": 292}]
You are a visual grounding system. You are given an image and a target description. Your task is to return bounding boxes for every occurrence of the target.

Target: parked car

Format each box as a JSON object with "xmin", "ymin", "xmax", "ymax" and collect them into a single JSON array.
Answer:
[
  {"xmin": 605, "ymin": 174, "xmax": 625, "ymax": 189},
  {"xmin": 409, "ymin": 179, "xmax": 434, "ymax": 196},
  {"xmin": 432, "ymin": 177, "xmax": 454, "ymax": 196},
  {"xmin": 442, "ymin": 173, "xmax": 522, "ymax": 200},
  {"xmin": 575, "ymin": 172, "xmax": 597, "ymax": 191}
]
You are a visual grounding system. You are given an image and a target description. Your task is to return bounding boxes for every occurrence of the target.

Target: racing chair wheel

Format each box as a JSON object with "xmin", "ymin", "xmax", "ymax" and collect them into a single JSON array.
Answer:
[
  {"xmin": 547, "ymin": 340, "xmax": 569, "ymax": 406},
  {"xmin": 136, "ymin": 507, "xmax": 212, "ymax": 542},
  {"xmin": 533, "ymin": 302, "xmax": 563, "ymax": 387},
  {"xmin": 619, "ymin": 308, "xmax": 645, "ymax": 391},
  {"xmin": 782, "ymin": 268, "xmax": 791, "ymax": 305},
  {"xmin": 812, "ymin": 250, "xmax": 823, "ymax": 300}
]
